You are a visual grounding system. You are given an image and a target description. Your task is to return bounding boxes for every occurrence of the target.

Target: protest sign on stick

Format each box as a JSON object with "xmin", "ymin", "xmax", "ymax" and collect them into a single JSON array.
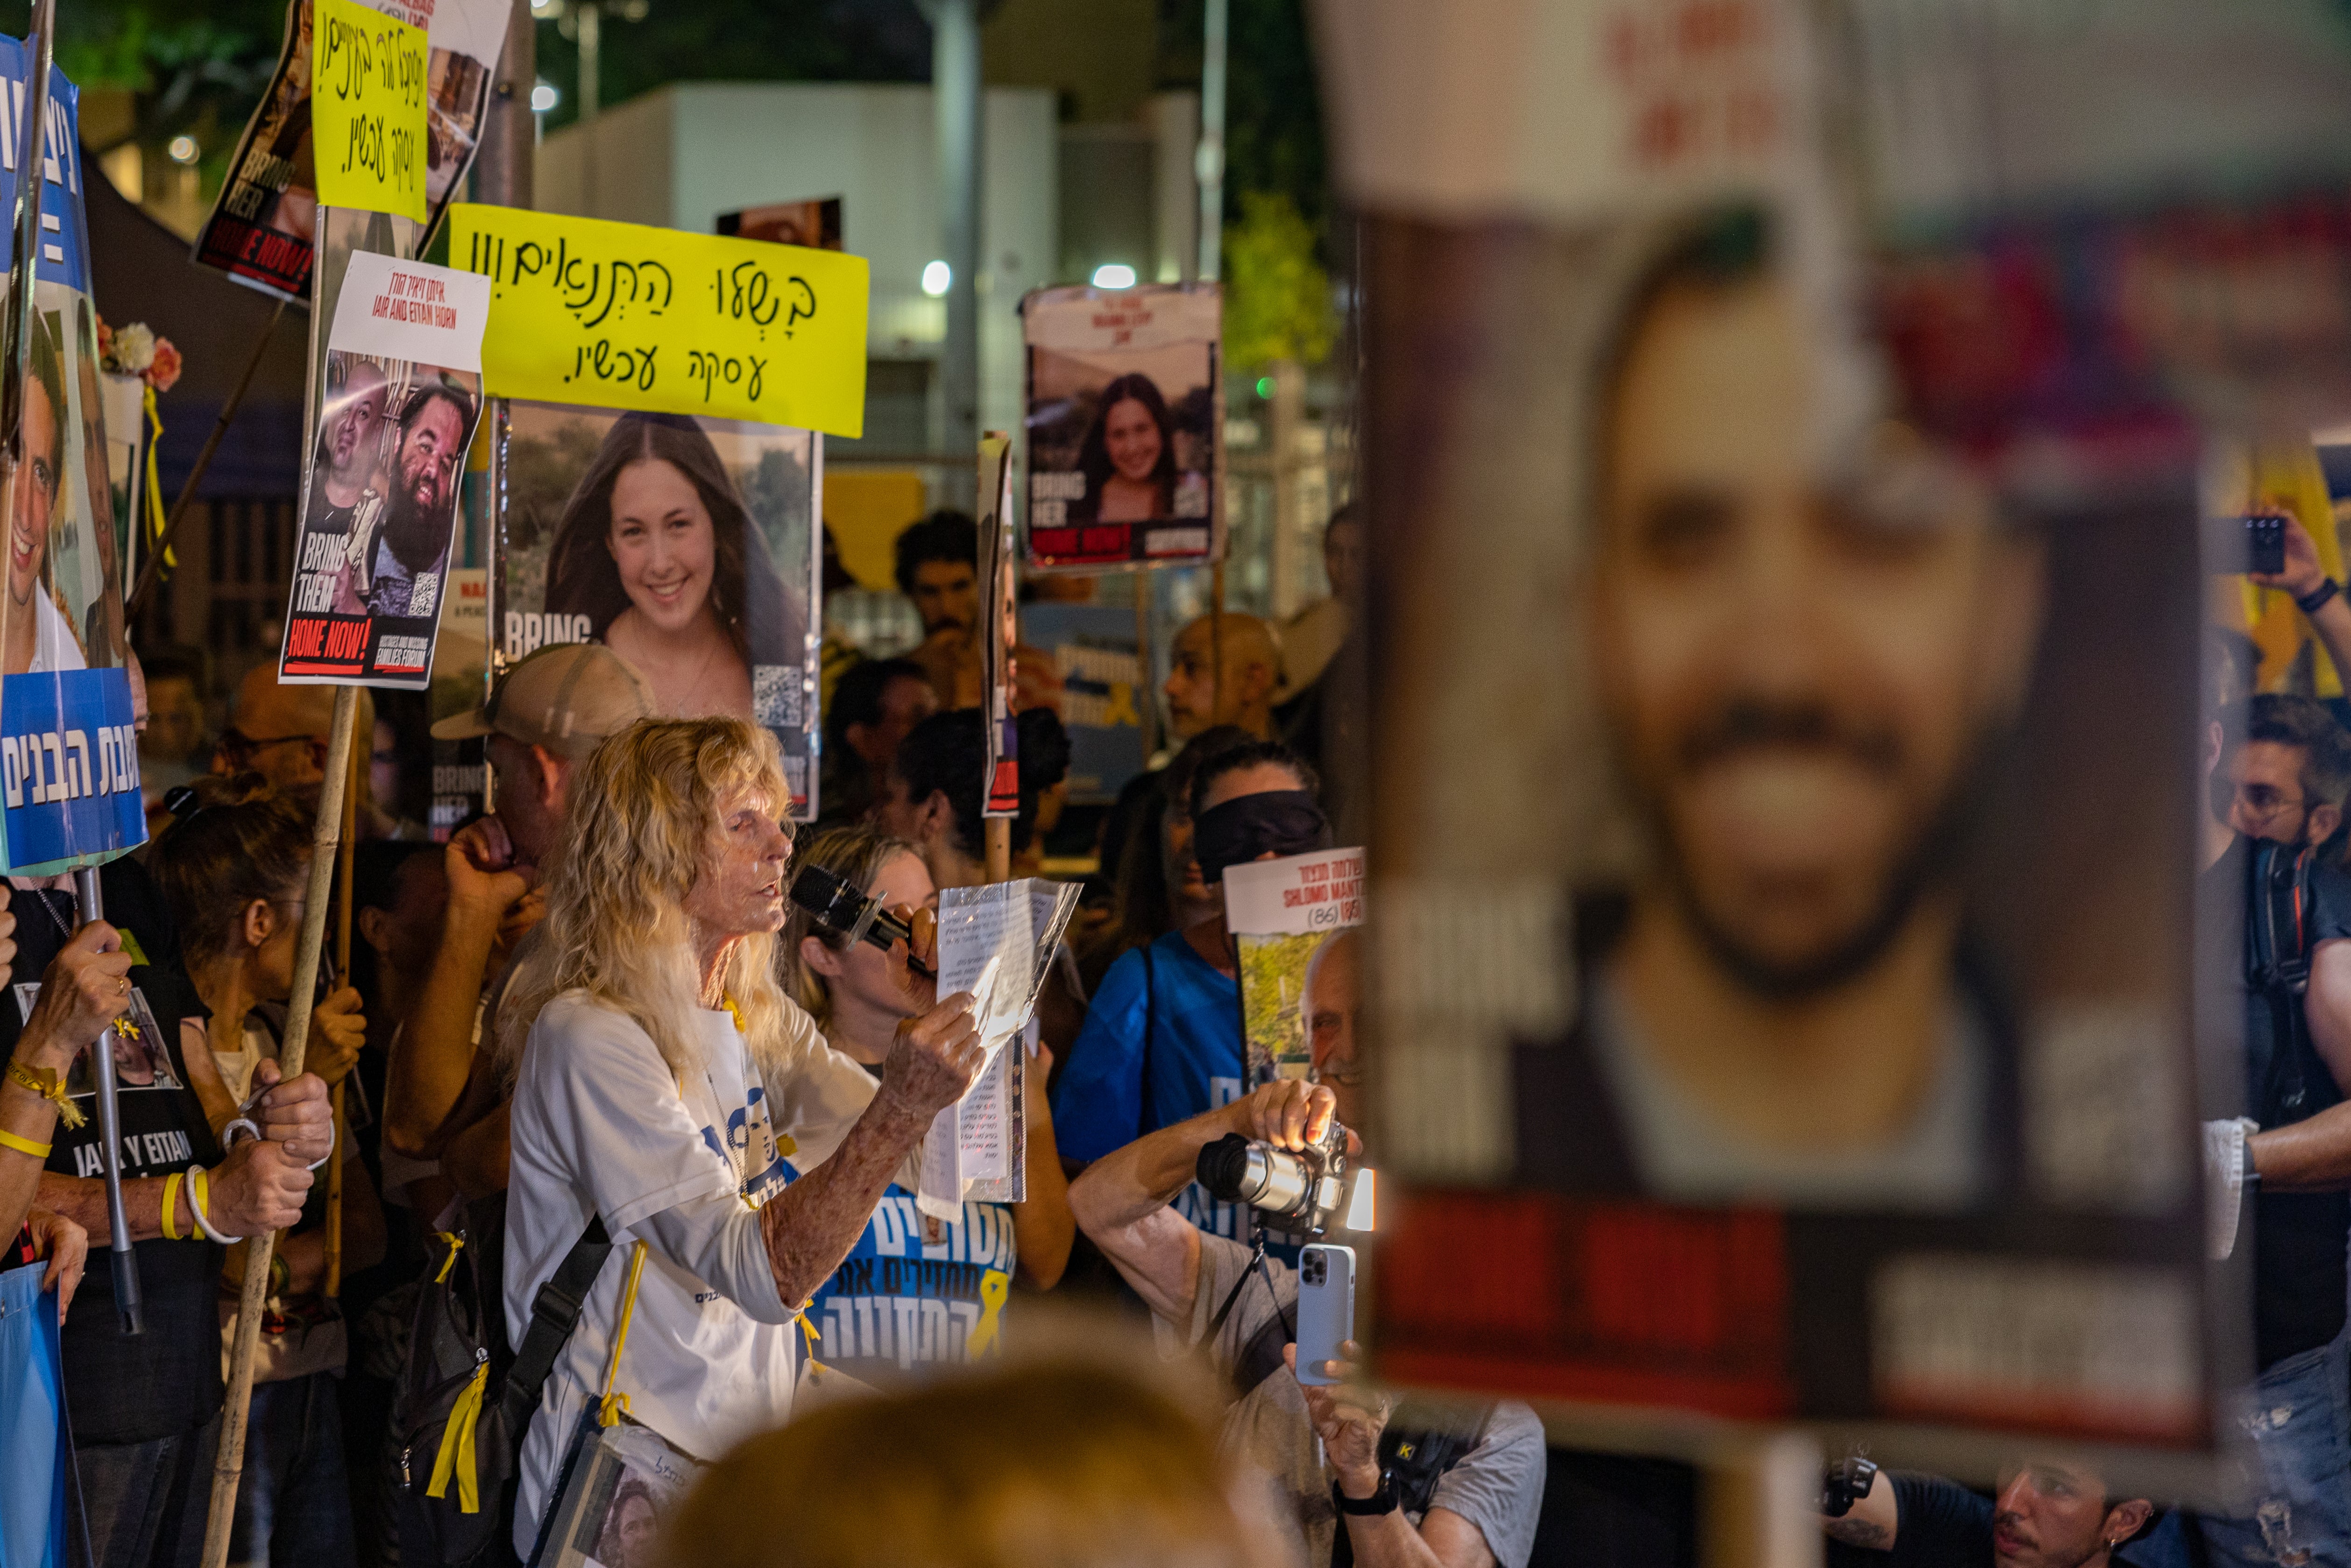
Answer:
[
  {"xmin": 311, "ymin": 0, "xmax": 428, "ymax": 223},
  {"xmin": 978, "ymin": 432, "xmax": 1018, "ymax": 852},
  {"xmin": 1224, "ymin": 848, "xmax": 1366, "ymax": 1089},
  {"xmin": 193, "ymin": 0, "xmax": 508, "ymax": 301},
  {"xmin": 1021, "ymin": 283, "xmax": 1220, "ymax": 572},
  {"xmin": 278, "ymin": 251, "xmax": 489, "ymax": 688},
  {"xmin": 449, "ymin": 204, "xmax": 871, "ymax": 438}
]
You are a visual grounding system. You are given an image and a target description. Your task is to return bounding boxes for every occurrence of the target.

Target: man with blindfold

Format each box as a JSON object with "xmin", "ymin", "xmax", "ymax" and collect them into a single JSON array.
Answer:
[{"xmin": 1053, "ymin": 741, "xmax": 1331, "ymax": 1241}]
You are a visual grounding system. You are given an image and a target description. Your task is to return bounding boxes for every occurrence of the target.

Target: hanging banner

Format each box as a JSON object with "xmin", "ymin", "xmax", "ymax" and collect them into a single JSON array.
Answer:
[
  {"xmin": 310, "ymin": 0, "xmax": 428, "ymax": 221},
  {"xmin": 278, "ymin": 250, "xmax": 489, "ymax": 687},
  {"xmin": 979, "ymin": 431, "xmax": 1018, "ymax": 818},
  {"xmin": 1021, "ymin": 282, "xmax": 1221, "ymax": 572},
  {"xmin": 491, "ymin": 401, "xmax": 824, "ymax": 815},
  {"xmin": 1226, "ymin": 847, "xmax": 1367, "ymax": 1088},
  {"xmin": 448, "ymin": 205, "xmax": 871, "ymax": 438},
  {"xmin": 0, "ymin": 42, "xmax": 143, "ymax": 874},
  {"xmin": 191, "ymin": 0, "xmax": 507, "ymax": 302}
]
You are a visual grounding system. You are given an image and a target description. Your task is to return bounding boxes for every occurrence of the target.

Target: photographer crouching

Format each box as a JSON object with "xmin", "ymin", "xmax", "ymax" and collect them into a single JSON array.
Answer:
[{"xmin": 1069, "ymin": 1064, "xmax": 1545, "ymax": 1568}]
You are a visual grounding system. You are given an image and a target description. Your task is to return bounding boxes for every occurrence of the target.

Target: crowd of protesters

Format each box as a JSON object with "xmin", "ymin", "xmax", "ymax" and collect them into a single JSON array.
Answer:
[{"xmin": 23, "ymin": 489, "xmax": 2351, "ymax": 1568}]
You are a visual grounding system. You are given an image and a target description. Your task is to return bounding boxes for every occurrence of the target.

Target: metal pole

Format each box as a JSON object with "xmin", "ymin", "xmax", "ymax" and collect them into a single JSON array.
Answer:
[
  {"xmin": 202, "ymin": 686, "xmax": 361, "ymax": 1568},
  {"xmin": 577, "ymin": 0, "xmax": 600, "ymax": 215},
  {"xmin": 1196, "ymin": 0, "xmax": 1227, "ymax": 283},
  {"xmin": 929, "ymin": 0, "xmax": 982, "ymax": 504},
  {"xmin": 470, "ymin": 0, "xmax": 537, "ymax": 211},
  {"xmin": 73, "ymin": 869, "xmax": 141, "ymax": 1336}
]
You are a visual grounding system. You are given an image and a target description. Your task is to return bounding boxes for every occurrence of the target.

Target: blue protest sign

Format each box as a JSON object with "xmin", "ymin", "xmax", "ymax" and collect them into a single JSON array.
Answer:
[{"xmin": 0, "ymin": 666, "xmax": 143, "ymax": 873}]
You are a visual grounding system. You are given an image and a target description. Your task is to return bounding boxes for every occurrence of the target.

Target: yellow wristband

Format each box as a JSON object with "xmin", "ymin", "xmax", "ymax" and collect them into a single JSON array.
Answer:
[
  {"xmin": 161, "ymin": 1170, "xmax": 184, "ymax": 1241},
  {"xmin": 6, "ymin": 1058, "xmax": 83, "ymax": 1130},
  {"xmin": 0, "ymin": 1127, "xmax": 50, "ymax": 1159}
]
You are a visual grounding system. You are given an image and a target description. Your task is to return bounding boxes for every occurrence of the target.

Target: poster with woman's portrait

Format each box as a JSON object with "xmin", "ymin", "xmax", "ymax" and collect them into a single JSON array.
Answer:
[
  {"xmin": 495, "ymin": 402, "xmax": 821, "ymax": 814},
  {"xmin": 1022, "ymin": 283, "xmax": 1220, "ymax": 572}
]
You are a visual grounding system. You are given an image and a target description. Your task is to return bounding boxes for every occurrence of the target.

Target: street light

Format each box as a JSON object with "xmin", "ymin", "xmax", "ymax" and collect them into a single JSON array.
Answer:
[
  {"xmin": 1091, "ymin": 262, "xmax": 1137, "ymax": 290},
  {"xmin": 921, "ymin": 260, "xmax": 952, "ymax": 297},
  {"xmin": 166, "ymin": 134, "xmax": 198, "ymax": 166},
  {"xmin": 531, "ymin": 81, "xmax": 559, "ymax": 113}
]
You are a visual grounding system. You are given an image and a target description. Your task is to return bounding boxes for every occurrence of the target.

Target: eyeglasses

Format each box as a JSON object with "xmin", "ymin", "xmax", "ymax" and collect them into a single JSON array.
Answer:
[
  {"xmin": 2231, "ymin": 781, "xmax": 2308, "ymax": 822},
  {"xmin": 219, "ymin": 728, "xmax": 328, "ymax": 770}
]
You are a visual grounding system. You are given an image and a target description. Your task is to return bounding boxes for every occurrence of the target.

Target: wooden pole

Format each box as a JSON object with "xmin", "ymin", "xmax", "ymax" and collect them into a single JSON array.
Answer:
[
  {"xmin": 984, "ymin": 818, "xmax": 1012, "ymax": 884},
  {"xmin": 201, "ymin": 685, "xmax": 361, "ymax": 1568},
  {"xmin": 124, "ymin": 297, "xmax": 289, "ymax": 624},
  {"xmin": 325, "ymin": 755, "xmax": 359, "ymax": 1297}
]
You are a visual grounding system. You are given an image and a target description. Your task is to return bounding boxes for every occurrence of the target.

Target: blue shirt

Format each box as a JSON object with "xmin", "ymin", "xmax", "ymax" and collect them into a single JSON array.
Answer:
[
  {"xmin": 1054, "ymin": 929, "xmax": 1247, "ymax": 1239},
  {"xmin": 805, "ymin": 1185, "xmax": 1017, "ymax": 1380}
]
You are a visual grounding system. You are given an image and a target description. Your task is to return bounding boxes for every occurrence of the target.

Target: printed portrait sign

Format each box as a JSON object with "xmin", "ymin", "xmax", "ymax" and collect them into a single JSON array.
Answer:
[
  {"xmin": 278, "ymin": 249, "xmax": 489, "ymax": 687},
  {"xmin": 1021, "ymin": 283, "xmax": 1221, "ymax": 571},
  {"xmin": 1333, "ymin": 0, "xmax": 2341, "ymax": 1471},
  {"xmin": 448, "ymin": 205, "xmax": 871, "ymax": 438},
  {"xmin": 1226, "ymin": 848, "xmax": 1366, "ymax": 1088},
  {"xmin": 717, "ymin": 196, "xmax": 842, "ymax": 253},
  {"xmin": 978, "ymin": 432, "xmax": 1018, "ymax": 818},
  {"xmin": 0, "ymin": 43, "xmax": 144, "ymax": 873},
  {"xmin": 192, "ymin": 0, "xmax": 506, "ymax": 301},
  {"xmin": 493, "ymin": 401, "xmax": 822, "ymax": 815}
]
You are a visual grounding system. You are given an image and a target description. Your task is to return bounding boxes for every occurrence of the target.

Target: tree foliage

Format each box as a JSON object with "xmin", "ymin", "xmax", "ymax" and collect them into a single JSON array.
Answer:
[{"xmin": 1222, "ymin": 189, "xmax": 1331, "ymax": 369}]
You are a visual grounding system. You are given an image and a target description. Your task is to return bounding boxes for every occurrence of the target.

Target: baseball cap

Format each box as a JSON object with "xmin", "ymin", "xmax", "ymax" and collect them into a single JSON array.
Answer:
[{"xmin": 431, "ymin": 643, "xmax": 654, "ymax": 759}]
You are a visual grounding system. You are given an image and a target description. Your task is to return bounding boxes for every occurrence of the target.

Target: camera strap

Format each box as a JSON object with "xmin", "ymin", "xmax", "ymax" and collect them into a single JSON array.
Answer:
[{"xmin": 1211, "ymin": 1229, "xmax": 1298, "ymax": 1400}]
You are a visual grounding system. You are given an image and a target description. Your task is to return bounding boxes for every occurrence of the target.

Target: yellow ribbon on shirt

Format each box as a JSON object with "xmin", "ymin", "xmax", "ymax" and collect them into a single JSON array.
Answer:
[
  {"xmin": 433, "ymin": 1231, "xmax": 465, "ymax": 1284},
  {"xmin": 426, "ymin": 1362, "xmax": 488, "ymax": 1514},
  {"xmin": 966, "ymin": 1268, "xmax": 1011, "ymax": 1359},
  {"xmin": 598, "ymin": 1242, "xmax": 651, "ymax": 1428}
]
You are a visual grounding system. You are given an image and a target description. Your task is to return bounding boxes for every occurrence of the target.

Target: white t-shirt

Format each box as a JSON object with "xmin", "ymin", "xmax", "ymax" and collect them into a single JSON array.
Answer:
[
  {"xmin": 506, "ymin": 993, "xmax": 810, "ymax": 1552},
  {"xmin": 27, "ymin": 589, "xmax": 85, "ymax": 673}
]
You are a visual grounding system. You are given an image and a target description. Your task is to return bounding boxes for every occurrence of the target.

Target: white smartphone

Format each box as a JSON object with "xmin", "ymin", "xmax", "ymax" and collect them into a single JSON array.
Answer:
[{"xmin": 1294, "ymin": 1242, "xmax": 1357, "ymax": 1387}]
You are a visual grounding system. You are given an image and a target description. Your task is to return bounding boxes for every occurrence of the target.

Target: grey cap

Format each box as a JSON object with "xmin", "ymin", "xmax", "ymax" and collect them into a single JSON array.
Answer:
[{"xmin": 430, "ymin": 643, "xmax": 654, "ymax": 759}]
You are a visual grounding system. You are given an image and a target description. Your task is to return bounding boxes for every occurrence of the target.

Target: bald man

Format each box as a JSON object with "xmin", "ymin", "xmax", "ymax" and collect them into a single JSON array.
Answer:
[
  {"xmin": 1163, "ymin": 613, "xmax": 1280, "ymax": 741},
  {"xmin": 216, "ymin": 664, "xmax": 373, "ymax": 793}
]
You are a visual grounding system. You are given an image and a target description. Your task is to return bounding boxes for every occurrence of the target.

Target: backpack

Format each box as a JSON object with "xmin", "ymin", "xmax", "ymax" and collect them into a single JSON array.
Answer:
[{"xmin": 389, "ymin": 1192, "xmax": 613, "ymax": 1568}]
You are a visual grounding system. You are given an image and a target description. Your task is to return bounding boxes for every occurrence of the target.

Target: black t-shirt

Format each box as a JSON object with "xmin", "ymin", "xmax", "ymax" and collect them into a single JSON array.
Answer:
[
  {"xmin": 2, "ymin": 862, "xmax": 227, "ymax": 1445},
  {"xmin": 1825, "ymin": 1474, "xmax": 1990, "ymax": 1568},
  {"xmin": 2198, "ymin": 836, "xmax": 2351, "ymax": 1370}
]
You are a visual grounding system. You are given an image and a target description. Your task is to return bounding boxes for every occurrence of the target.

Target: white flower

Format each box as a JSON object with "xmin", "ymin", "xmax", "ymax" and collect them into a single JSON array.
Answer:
[{"xmin": 112, "ymin": 322, "xmax": 155, "ymax": 373}]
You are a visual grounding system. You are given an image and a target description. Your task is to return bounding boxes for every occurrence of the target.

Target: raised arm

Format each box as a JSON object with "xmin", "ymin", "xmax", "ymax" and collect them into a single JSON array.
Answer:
[
  {"xmin": 1820, "ymin": 1465, "xmax": 1899, "ymax": 1552},
  {"xmin": 1068, "ymin": 1078, "xmax": 1338, "ymax": 1327},
  {"xmin": 2253, "ymin": 511, "xmax": 2351, "ymax": 691},
  {"xmin": 1013, "ymin": 1038, "xmax": 1074, "ymax": 1289},
  {"xmin": 385, "ymin": 822, "xmax": 532, "ymax": 1158}
]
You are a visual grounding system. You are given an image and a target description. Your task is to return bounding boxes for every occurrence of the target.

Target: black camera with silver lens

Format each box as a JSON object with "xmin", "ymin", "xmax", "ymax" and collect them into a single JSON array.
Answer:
[{"xmin": 1196, "ymin": 1119, "xmax": 1373, "ymax": 1237}]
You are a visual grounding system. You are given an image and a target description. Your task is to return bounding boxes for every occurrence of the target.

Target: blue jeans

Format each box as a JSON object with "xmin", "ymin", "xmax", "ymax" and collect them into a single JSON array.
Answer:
[
  {"xmin": 228, "ymin": 1372, "xmax": 356, "ymax": 1568},
  {"xmin": 75, "ymin": 1415, "xmax": 220, "ymax": 1568},
  {"xmin": 2134, "ymin": 1330, "xmax": 2351, "ymax": 1568}
]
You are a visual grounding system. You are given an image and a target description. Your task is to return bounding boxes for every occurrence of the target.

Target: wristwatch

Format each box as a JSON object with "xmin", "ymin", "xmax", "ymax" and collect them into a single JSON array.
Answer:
[{"xmin": 1334, "ymin": 1471, "xmax": 1398, "ymax": 1517}]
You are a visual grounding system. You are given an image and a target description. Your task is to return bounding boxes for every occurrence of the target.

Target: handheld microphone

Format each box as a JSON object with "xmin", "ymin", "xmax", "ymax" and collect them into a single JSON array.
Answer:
[{"xmin": 789, "ymin": 865, "xmax": 934, "ymax": 977}]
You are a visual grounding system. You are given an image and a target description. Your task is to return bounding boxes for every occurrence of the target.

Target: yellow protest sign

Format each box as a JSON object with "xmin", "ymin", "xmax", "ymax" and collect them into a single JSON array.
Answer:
[
  {"xmin": 448, "ymin": 205, "xmax": 871, "ymax": 437},
  {"xmin": 311, "ymin": 0, "xmax": 429, "ymax": 221}
]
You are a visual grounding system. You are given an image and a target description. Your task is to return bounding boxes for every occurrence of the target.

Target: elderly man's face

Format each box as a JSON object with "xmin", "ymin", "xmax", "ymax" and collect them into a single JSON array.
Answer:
[
  {"xmin": 1306, "ymin": 927, "xmax": 1362, "ymax": 1127},
  {"xmin": 329, "ymin": 371, "xmax": 386, "ymax": 476},
  {"xmin": 1590, "ymin": 275, "xmax": 2044, "ymax": 993}
]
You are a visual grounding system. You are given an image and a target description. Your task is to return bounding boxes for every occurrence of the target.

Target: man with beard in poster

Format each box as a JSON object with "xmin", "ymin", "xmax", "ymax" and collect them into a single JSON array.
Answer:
[
  {"xmin": 333, "ymin": 380, "xmax": 473, "ymax": 622},
  {"xmin": 1515, "ymin": 214, "xmax": 2048, "ymax": 1209}
]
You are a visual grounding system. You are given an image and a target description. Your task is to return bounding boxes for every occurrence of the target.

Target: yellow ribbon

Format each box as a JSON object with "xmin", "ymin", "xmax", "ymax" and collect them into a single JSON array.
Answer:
[
  {"xmin": 598, "ymin": 1242, "xmax": 650, "ymax": 1428},
  {"xmin": 433, "ymin": 1231, "xmax": 465, "ymax": 1284},
  {"xmin": 966, "ymin": 1268, "xmax": 1011, "ymax": 1359},
  {"xmin": 426, "ymin": 1361, "xmax": 488, "ymax": 1513},
  {"xmin": 1101, "ymin": 681, "xmax": 1141, "ymax": 728},
  {"xmin": 141, "ymin": 385, "xmax": 171, "ymax": 575}
]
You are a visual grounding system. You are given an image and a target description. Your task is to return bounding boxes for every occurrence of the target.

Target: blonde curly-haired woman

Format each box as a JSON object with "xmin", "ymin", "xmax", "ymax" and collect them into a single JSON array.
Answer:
[{"xmin": 499, "ymin": 717, "xmax": 981, "ymax": 1555}]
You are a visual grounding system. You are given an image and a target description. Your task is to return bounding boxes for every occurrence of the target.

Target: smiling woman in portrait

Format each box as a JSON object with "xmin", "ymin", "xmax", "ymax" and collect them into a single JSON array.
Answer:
[
  {"xmin": 1068, "ymin": 372, "xmax": 1204, "ymax": 524},
  {"xmin": 542, "ymin": 412, "xmax": 801, "ymax": 721}
]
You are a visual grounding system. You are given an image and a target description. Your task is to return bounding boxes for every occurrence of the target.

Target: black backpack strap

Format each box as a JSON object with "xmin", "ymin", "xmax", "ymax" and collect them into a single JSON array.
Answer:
[{"xmin": 496, "ymin": 1215, "xmax": 613, "ymax": 1431}]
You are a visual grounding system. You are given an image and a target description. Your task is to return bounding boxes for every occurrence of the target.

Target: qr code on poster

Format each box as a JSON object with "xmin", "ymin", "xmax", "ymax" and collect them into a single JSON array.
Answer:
[{"xmin": 753, "ymin": 665, "xmax": 802, "ymax": 727}]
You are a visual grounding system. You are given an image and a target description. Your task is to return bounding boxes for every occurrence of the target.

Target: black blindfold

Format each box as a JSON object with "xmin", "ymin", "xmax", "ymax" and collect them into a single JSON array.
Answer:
[{"xmin": 1193, "ymin": 790, "xmax": 1330, "ymax": 883}]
